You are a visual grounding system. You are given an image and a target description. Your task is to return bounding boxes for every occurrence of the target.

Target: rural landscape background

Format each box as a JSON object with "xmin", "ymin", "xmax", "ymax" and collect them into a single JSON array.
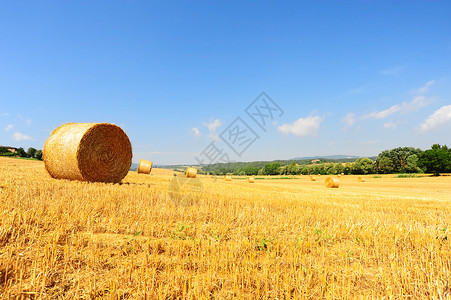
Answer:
[{"xmin": 1, "ymin": 1, "xmax": 451, "ymax": 299}]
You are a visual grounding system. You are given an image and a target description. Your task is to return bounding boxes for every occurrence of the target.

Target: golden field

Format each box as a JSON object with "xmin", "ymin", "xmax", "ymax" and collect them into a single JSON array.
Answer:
[{"xmin": 1, "ymin": 157, "xmax": 451, "ymax": 299}]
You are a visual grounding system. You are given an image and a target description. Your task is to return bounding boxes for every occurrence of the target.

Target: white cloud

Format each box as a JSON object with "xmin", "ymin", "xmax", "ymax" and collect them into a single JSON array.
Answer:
[
  {"xmin": 418, "ymin": 80, "xmax": 435, "ymax": 94},
  {"xmin": 363, "ymin": 96, "xmax": 431, "ymax": 120},
  {"xmin": 340, "ymin": 112, "xmax": 355, "ymax": 129},
  {"xmin": 401, "ymin": 96, "xmax": 431, "ymax": 113},
  {"xmin": 363, "ymin": 105, "xmax": 401, "ymax": 120},
  {"xmin": 4, "ymin": 124, "xmax": 13, "ymax": 131},
  {"xmin": 25, "ymin": 119, "xmax": 32, "ymax": 125},
  {"xmin": 191, "ymin": 127, "xmax": 201, "ymax": 137},
  {"xmin": 13, "ymin": 131, "xmax": 33, "ymax": 141},
  {"xmin": 203, "ymin": 119, "xmax": 222, "ymax": 141},
  {"xmin": 418, "ymin": 105, "xmax": 451, "ymax": 132},
  {"xmin": 278, "ymin": 115, "xmax": 323, "ymax": 137},
  {"xmin": 383, "ymin": 122, "xmax": 398, "ymax": 129},
  {"xmin": 380, "ymin": 65, "xmax": 406, "ymax": 76},
  {"xmin": 0, "ymin": 112, "xmax": 9, "ymax": 117}
]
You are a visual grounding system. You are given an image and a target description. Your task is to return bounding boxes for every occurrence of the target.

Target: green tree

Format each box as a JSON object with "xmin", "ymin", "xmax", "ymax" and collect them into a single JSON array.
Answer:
[
  {"xmin": 376, "ymin": 147, "xmax": 423, "ymax": 173},
  {"xmin": 405, "ymin": 154, "xmax": 421, "ymax": 173},
  {"xmin": 377, "ymin": 157, "xmax": 394, "ymax": 174},
  {"xmin": 16, "ymin": 147, "xmax": 27, "ymax": 157},
  {"xmin": 352, "ymin": 158, "xmax": 375, "ymax": 174},
  {"xmin": 27, "ymin": 147, "xmax": 37, "ymax": 158},
  {"xmin": 263, "ymin": 163, "xmax": 281, "ymax": 175},
  {"xmin": 418, "ymin": 144, "xmax": 451, "ymax": 176},
  {"xmin": 244, "ymin": 166, "xmax": 259, "ymax": 176},
  {"xmin": 35, "ymin": 150, "xmax": 43, "ymax": 160}
]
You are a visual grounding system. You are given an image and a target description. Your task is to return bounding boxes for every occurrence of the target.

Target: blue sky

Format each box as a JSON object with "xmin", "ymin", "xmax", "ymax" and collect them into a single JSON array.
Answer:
[{"xmin": 1, "ymin": 1, "xmax": 450, "ymax": 165}]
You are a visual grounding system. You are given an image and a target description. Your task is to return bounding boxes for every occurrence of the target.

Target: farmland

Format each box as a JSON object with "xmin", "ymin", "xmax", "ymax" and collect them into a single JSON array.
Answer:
[{"xmin": 1, "ymin": 157, "xmax": 451, "ymax": 298}]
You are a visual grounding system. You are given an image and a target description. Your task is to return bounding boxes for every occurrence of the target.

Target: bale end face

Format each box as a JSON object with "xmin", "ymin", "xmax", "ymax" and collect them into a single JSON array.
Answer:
[{"xmin": 325, "ymin": 177, "xmax": 340, "ymax": 188}]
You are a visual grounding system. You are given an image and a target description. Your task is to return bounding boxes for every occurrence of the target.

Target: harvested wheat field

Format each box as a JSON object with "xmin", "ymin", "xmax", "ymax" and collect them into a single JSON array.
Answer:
[{"xmin": 1, "ymin": 157, "xmax": 451, "ymax": 299}]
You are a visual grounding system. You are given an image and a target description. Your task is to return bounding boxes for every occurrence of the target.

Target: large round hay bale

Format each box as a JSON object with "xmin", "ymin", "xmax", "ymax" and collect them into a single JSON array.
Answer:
[
  {"xmin": 224, "ymin": 175, "xmax": 232, "ymax": 181},
  {"xmin": 358, "ymin": 177, "xmax": 365, "ymax": 182},
  {"xmin": 325, "ymin": 177, "xmax": 340, "ymax": 188},
  {"xmin": 43, "ymin": 123, "xmax": 132, "ymax": 183},
  {"xmin": 247, "ymin": 176, "xmax": 255, "ymax": 183},
  {"xmin": 310, "ymin": 176, "xmax": 317, "ymax": 181},
  {"xmin": 137, "ymin": 159, "xmax": 153, "ymax": 174},
  {"xmin": 186, "ymin": 167, "xmax": 197, "ymax": 178}
]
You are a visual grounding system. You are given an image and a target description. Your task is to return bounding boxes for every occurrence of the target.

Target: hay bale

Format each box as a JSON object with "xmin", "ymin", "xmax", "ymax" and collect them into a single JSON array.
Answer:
[
  {"xmin": 224, "ymin": 175, "xmax": 232, "ymax": 181},
  {"xmin": 341, "ymin": 173, "xmax": 344, "ymax": 176},
  {"xmin": 358, "ymin": 177, "xmax": 365, "ymax": 182},
  {"xmin": 325, "ymin": 177, "xmax": 340, "ymax": 188},
  {"xmin": 137, "ymin": 159, "xmax": 153, "ymax": 174},
  {"xmin": 43, "ymin": 123, "xmax": 132, "ymax": 183},
  {"xmin": 310, "ymin": 176, "xmax": 317, "ymax": 181},
  {"xmin": 337, "ymin": 174, "xmax": 342, "ymax": 177},
  {"xmin": 186, "ymin": 167, "xmax": 197, "ymax": 178},
  {"xmin": 247, "ymin": 176, "xmax": 255, "ymax": 183}
]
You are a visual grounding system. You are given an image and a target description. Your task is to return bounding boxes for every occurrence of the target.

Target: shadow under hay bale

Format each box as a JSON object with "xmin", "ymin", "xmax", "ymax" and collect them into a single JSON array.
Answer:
[
  {"xmin": 43, "ymin": 123, "xmax": 132, "ymax": 183},
  {"xmin": 137, "ymin": 159, "xmax": 153, "ymax": 174},
  {"xmin": 325, "ymin": 177, "xmax": 340, "ymax": 188}
]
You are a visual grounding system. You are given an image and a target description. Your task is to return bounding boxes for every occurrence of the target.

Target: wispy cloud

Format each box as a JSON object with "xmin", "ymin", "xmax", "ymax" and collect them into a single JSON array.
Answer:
[
  {"xmin": 380, "ymin": 65, "xmax": 406, "ymax": 76},
  {"xmin": 4, "ymin": 124, "xmax": 13, "ymax": 131},
  {"xmin": 418, "ymin": 105, "xmax": 451, "ymax": 132},
  {"xmin": 340, "ymin": 112, "xmax": 356, "ymax": 130},
  {"xmin": 355, "ymin": 140, "xmax": 380, "ymax": 145},
  {"xmin": 417, "ymin": 80, "xmax": 435, "ymax": 94},
  {"xmin": 191, "ymin": 127, "xmax": 202, "ymax": 137},
  {"xmin": 25, "ymin": 119, "xmax": 32, "ymax": 125},
  {"xmin": 363, "ymin": 95, "xmax": 431, "ymax": 120},
  {"xmin": 383, "ymin": 121, "xmax": 398, "ymax": 129},
  {"xmin": 278, "ymin": 115, "xmax": 323, "ymax": 137},
  {"xmin": 363, "ymin": 105, "xmax": 401, "ymax": 120},
  {"xmin": 0, "ymin": 112, "xmax": 9, "ymax": 117},
  {"xmin": 203, "ymin": 119, "xmax": 222, "ymax": 141},
  {"xmin": 13, "ymin": 131, "xmax": 33, "ymax": 141}
]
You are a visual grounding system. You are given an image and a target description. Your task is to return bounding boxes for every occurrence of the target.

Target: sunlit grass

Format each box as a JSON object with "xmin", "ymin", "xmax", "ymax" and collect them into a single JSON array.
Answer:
[{"xmin": 1, "ymin": 157, "xmax": 450, "ymax": 298}]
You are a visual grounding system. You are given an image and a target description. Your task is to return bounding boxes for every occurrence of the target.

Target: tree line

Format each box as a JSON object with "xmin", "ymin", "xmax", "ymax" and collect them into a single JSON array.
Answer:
[
  {"xmin": 0, "ymin": 147, "xmax": 43, "ymax": 160},
  {"xmin": 200, "ymin": 144, "xmax": 451, "ymax": 176}
]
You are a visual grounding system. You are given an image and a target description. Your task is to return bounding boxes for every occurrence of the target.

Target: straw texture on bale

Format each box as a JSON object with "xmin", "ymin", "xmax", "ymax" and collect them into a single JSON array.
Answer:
[
  {"xmin": 358, "ymin": 177, "xmax": 365, "ymax": 182},
  {"xmin": 224, "ymin": 175, "xmax": 232, "ymax": 181},
  {"xmin": 247, "ymin": 176, "xmax": 255, "ymax": 183},
  {"xmin": 43, "ymin": 123, "xmax": 132, "ymax": 183},
  {"xmin": 325, "ymin": 177, "xmax": 340, "ymax": 188},
  {"xmin": 186, "ymin": 167, "xmax": 197, "ymax": 178},
  {"xmin": 137, "ymin": 159, "xmax": 153, "ymax": 174}
]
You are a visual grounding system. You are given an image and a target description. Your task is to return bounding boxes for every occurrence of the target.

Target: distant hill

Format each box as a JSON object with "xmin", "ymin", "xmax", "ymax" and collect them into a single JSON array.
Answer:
[{"xmin": 291, "ymin": 155, "xmax": 361, "ymax": 160}]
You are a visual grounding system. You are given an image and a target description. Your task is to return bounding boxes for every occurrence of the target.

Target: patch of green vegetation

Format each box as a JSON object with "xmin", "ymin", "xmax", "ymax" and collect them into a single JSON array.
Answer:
[
  {"xmin": 396, "ymin": 173, "xmax": 419, "ymax": 178},
  {"xmin": 372, "ymin": 175, "xmax": 382, "ymax": 178}
]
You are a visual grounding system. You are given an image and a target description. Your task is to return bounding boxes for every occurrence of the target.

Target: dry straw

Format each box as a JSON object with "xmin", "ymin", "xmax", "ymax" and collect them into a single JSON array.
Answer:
[
  {"xmin": 224, "ymin": 175, "xmax": 232, "ymax": 181},
  {"xmin": 186, "ymin": 167, "xmax": 197, "ymax": 178},
  {"xmin": 358, "ymin": 177, "xmax": 365, "ymax": 182},
  {"xmin": 325, "ymin": 177, "xmax": 340, "ymax": 188},
  {"xmin": 247, "ymin": 176, "xmax": 255, "ymax": 183},
  {"xmin": 137, "ymin": 159, "xmax": 153, "ymax": 174},
  {"xmin": 43, "ymin": 123, "xmax": 132, "ymax": 183}
]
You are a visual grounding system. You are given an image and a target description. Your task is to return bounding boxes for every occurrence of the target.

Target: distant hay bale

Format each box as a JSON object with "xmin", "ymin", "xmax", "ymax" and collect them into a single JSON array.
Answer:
[
  {"xmin": 247, "ymin": 176, "xmax": 255, "ymax": 183},
  {"xmin": 341, "ymin": 173, "xmax": 344, "ymax": 176},
  {"xmin": 325, "ymin": 177, "xmax": 340, "ymax": 188},
  {"xmin": 137, "ymin": 159, "xmax": 152, "ymax": 174},
  {"xmin": 224, "ymin": 175, "xmax": 232, "ymax": 181},
  {"xmin": 43, "ymin": 123, "xmax": 132, "ymax": 183},
  {"xmin": 358, "ymin": 177, "xmax": 365, "ymax": 182},
  {"xmin": 310, "ymin": 176, "xmax": 317, "ymax": 181},
  {"xmin": 186, "ymin": 167, "xmax": 197, "ymax": 178},
  {"xmin": 337, "ymin": 174, "xmax": 342, "ymax": 177}
]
